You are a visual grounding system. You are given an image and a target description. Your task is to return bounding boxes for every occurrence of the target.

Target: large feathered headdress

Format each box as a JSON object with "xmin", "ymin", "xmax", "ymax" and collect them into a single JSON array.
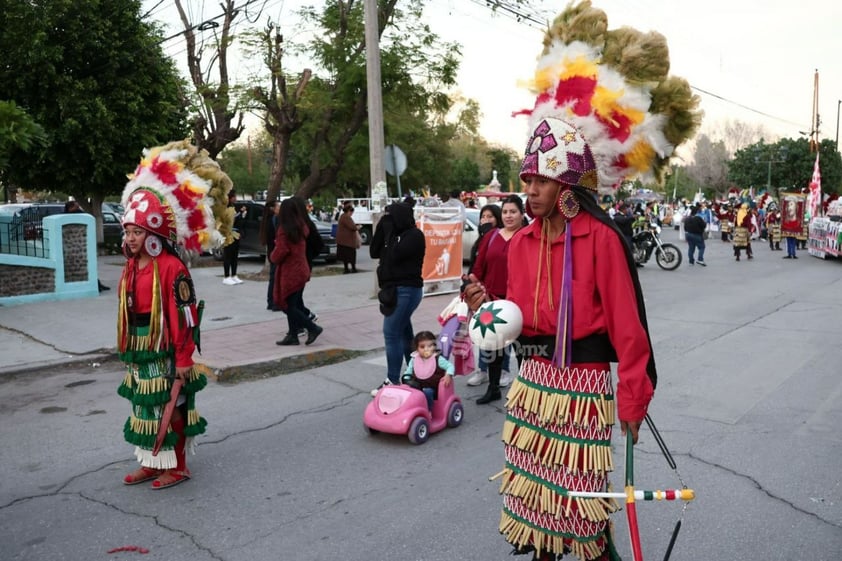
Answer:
[
  {"xmin": 517, "ymin": 0, "xmax": 702, "ymax": 197},
  {"xmin": 120, "ymin": 140, "xmax": 234, "ymax": 254}
]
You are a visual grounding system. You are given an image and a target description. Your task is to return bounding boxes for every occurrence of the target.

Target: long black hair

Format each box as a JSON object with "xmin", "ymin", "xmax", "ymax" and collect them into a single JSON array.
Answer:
[
  {"xmin": 279, "ymin": 198, "xmax": 305, "ymax": 244},
  {"xmin": 572, "ymin": 185, "xmax": 658, "ymax": 389}
]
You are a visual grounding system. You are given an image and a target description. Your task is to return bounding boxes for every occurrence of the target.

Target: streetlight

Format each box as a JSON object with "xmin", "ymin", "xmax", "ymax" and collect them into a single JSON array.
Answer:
[
  {"xmin": 836, "ymin": 99, "xmax": 841, "ymax": 151},
  {"xmin": 754, "ymin": 145, "xmax": 788, "ymax": 199}
]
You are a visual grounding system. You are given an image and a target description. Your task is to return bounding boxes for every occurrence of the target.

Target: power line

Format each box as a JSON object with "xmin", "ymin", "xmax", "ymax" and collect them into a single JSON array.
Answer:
[{"xmin": 690, "ymin": 85, "xmax": 808, "ymax": 130}]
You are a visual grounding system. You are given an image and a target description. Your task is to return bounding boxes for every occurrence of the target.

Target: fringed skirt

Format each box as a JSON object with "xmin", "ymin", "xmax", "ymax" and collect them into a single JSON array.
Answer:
[
  {"xmin": 497, "ymin": 357, "xmax": 619, "ymax": 561},
  {"xmin": 768, "ymin": 224, "xmax": 781, "ymax": 243},
  {"xmin": 732, "ymin": 226, "xmax": 749, "ymax": 248},
  {"xmin": 117, "ymin": 344, "xmax": 207, "ymax": 469}
]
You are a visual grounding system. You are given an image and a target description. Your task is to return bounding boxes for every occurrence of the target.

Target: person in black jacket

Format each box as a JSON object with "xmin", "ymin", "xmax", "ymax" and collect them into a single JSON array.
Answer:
[
  {"xmin": 369, "ymin": 202, "xmax": 426, "ymax": 396},
  {"xmin": 683, "ymin": 205, "xmax": 707, "ymax": 266},
  {"xmin": 612, "ymin": 202, "xmax": 635, "ymax": 250}
]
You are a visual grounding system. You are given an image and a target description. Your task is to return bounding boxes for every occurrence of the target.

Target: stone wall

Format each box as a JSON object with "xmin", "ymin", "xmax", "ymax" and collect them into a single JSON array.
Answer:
[
  {"xmin": 62, "ymin": 224, "xmax": 89, "ymax": 282},
  {"xmin": 0, "ymin": 264, "xmax": 55, "ymax": 297}
]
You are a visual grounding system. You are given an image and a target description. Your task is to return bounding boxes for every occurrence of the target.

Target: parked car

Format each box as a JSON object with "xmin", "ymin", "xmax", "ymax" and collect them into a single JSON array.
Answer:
[
  {"xmin": 0, "ymin": 203, "xmax": 32, "ymax": 242},
  {"xmin": 19, "ymin": 203, "xmax": 65, "ymax": 240},
  {"xmin": 101, "ymin": 205, "xmax": 123, "ymax": 249},
  {"xmin": 212, "ymin": 200, "xmax": 337, "ymax": 263},
  {"xmin": 463, "ymin": 208, "xmax": 481, "ymax": 263}
]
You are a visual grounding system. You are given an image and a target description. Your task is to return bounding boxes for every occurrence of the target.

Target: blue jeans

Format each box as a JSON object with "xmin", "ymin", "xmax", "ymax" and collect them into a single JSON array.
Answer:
[
  {"xmin": 383, "ymin": 286, "xmax": 423, "ymax": 384},
  {"xmin": 786, "ymin": 236, "xmax": 797, "ymax": 257},
  {"xmin": 685, "ymin": 232, "xmax": 705, "ymax": 263}
]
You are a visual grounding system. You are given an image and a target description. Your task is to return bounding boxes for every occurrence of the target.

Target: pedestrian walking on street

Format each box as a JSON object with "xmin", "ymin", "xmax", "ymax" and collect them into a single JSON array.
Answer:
[
  {"xmin": 272, "ymin": 198, "xmax": 323, "ymax": 346},
  {"xmin": 260, "ymin": 199, "xmax": 281, "ymax": 310},
  {"xmin": 683, "ymin": 205, "xmax": 707, "ymax": 266},
  {"xmin": 116, "ymin": 141, "xmax": 230, "ymax": 490},
  {"xmin": 335, "ymin": 203, "xmax": 360, "ymax": 273},
  {"xmin": 462, "ymin": 4, "xmax": 700, "ymax": 559},
  {"xmin": 369, "ymin": 201, "xmax": 426, "ymax": 396}
]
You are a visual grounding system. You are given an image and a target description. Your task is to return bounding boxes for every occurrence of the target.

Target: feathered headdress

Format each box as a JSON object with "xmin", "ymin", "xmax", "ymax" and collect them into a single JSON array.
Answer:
[
  {"xmin": 121, "ymin": 140, "xmax": 234, "ymax": 254},
  {"xmin": 517, "ymin": 0, "xmax": 702, "ymax": 196}
]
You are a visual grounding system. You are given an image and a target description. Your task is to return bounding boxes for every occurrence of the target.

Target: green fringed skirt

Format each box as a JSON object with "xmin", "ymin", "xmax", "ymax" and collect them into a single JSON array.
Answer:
[{"xmin": 117, "ymin": 332, "xmax": 207, "ymax": 469}]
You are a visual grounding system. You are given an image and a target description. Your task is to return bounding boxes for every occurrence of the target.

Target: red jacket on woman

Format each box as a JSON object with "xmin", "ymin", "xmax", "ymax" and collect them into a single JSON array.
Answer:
[{"xmin": 270, "ymin": 225, "xmax": 311, "ymax": 310}]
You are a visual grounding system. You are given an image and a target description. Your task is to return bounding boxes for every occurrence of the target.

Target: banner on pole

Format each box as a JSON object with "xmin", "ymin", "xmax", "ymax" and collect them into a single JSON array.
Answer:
[{"xmin": 416, "ymin": 207, "xmax": 463, "ymax": 295}]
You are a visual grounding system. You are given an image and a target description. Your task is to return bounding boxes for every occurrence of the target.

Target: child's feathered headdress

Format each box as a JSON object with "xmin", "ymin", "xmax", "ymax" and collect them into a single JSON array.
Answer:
[
  {"xmin": 120, "ymin": 140, "xmax": 234, "ymax": 254},
  {"xmin": 516, "ymin": 0, "xmax": 702, "ymax": 196}
]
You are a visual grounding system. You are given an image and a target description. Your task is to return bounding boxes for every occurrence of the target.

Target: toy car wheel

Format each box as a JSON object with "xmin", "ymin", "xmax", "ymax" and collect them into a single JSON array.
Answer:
[
  {"xmin": 408, "ymin": 417, "xmax": 429, "ymax": 445},
  {"xmin": 363, "ymin": 425, "xmax": 379, "ymax": 436},
  {"xmin": 447, "ymin": 402, "xmax": 464, "ymax": 428}
]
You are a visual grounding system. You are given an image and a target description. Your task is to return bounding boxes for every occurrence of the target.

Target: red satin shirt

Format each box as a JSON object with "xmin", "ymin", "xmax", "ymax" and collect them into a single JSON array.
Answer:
[{"xmin": 506, "ymin": 213, "xmax": 654, "ymax": 421}]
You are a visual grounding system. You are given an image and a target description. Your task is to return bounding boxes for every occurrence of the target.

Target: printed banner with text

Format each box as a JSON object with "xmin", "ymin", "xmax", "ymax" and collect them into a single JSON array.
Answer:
[{"xmin": 418, "ymin": 218, "xmax": 463, "ymax": 282}]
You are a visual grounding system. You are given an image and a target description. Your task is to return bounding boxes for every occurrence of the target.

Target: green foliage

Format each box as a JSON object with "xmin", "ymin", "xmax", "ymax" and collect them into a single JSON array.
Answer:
[
  {"xmin": 218, "ymin": 141, "xmax": 272, "ymax": 197},
  {"xmin": 728, "ymin": 138, "xmax": 842, "ymax": 197},
  {"xmin": 488, "ymin": 147, "xmax": 519, "ymax": 191},
  {"xmin": 450, "ymin": 157, "xmax": 482, "ymax": 191},
  {"xmin": 0, "ymin": 0, "xmax": 188, "ymax": 203},
  {"xmin": 0, "ymin": 100, "xmax": 46, "ymax": 175},
  {"xmin": 263, "ymin": 1, "xmax": 462, "ymax": 199}
]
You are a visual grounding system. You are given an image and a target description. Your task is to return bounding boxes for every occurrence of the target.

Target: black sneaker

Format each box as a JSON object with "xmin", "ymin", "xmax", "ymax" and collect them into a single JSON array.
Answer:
[
  {"xmin": 370, "ymin": 379, "xmax": 392, "ymax": 397},
  {"xmin": 697, "ymin": 260, "xmax": 706, "ymax": 267}
]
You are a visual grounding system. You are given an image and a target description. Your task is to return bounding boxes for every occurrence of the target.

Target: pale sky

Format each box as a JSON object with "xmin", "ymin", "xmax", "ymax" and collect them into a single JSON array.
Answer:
[{"xmin": 146, "ymin": 0, "xmax": 842, "ymax": 159}]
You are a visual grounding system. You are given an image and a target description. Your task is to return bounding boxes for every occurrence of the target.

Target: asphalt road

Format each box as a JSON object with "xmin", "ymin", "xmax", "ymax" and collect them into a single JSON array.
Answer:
[{"xmin": 2, "ymin": 228, "xmax": 841, "ymax": 561}]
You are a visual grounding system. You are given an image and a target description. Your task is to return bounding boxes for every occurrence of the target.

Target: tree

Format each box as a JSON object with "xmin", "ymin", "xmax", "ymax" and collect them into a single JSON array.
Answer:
[
  {"xmin": 707, "ymin": 118, "xmax": 772, "ymax": 157},
  {"xmin": 242, "ymin": 23, "xmax": 312, "ymax": 204},
  {"xmin": 685, "ymin": 134, "xmax": 729, "ymax": 198},
  {"xmin": 0, "ymin": 101, "xmax": 46, "ymax": 202},
  {"xmin": 173, "ymin": 0, "xmax": 246, "ymax": 159},
  {"xmin": 0, "ymin": 0, "xmax": 187, "ymax": 235},
  {"xmin": 217, "ymin": 135, "xmax": 275, "ymax": 197},
  {"xmin": 728, "ymin": 138, "xmax": 842, "ymax": 198},
  {"xmin": 275, "ymin": 0, "xmax": 460, "ymax": 199},
  {"xmin": 487, "ymin": 147, "xmax": 519, "ymax": 192}
]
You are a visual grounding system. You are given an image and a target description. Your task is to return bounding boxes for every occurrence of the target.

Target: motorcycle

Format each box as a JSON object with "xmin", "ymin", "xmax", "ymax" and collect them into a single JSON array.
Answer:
[{"xmin": 632, "ymin": 222, "xmax": 682, "ymax": 270}]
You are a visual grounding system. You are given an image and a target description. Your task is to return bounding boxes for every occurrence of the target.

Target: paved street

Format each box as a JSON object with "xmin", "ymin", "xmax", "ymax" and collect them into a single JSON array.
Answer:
[{"xmin": 1, "ymin": 229, "xmax": 841, "ymax": 560}]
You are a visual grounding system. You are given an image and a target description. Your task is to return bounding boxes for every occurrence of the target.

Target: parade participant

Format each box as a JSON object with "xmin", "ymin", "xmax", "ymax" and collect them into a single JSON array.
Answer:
[
  {"xmin": 715, "ymin": 202, "xmax": 733, "ymax": 242},
  {"xmin": 765, "ymin": 202, "xmax": 783, "ymax": 250},
  {"xmin": 781, "ymin": 193, "xmax": 804, "ymax": 259},
  {"xmin": 117, "ymin": 140, "xmax": 233, "ymax": 489},
  {"xmin": 732, "ymin": 202, "xmax": 754, "ymax": 261},
  {"xmin": 462, "ymin": 3, "xmax": 700, "ymax": 559}
]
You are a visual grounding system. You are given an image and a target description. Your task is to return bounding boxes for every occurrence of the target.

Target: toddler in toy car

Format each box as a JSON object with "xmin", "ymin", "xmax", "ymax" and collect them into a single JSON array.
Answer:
[{"xmin": 402, "ymin": 331, "xmax": 454, "ymax": 411}]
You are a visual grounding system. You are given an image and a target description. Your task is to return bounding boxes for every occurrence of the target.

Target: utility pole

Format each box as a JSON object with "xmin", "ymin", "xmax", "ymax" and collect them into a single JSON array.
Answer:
[{"xmin": 364, "ymin": 0, "xmax": 386, "ymax": 198}]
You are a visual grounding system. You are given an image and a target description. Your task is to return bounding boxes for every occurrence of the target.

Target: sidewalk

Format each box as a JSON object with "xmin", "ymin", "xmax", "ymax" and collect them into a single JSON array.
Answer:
[{"xmin": 0, "ymin": 254, "xmax": 453, "ymax": 376}]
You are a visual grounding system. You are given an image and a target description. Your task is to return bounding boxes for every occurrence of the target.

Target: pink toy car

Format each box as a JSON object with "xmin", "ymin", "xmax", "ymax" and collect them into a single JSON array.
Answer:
[{"xmin": 363, "ymin": 377, "xmax": 464, "ymax": 444}]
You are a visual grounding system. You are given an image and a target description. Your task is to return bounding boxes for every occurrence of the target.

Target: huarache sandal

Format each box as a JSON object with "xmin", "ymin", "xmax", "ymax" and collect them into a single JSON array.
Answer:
[
  {"xmin": 150, "ymin": 469, "xmax": 191, "ymax": 490},
  {"xmin": 123, "ymin": 466, "xmax": 163, "ymax": 485}
]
